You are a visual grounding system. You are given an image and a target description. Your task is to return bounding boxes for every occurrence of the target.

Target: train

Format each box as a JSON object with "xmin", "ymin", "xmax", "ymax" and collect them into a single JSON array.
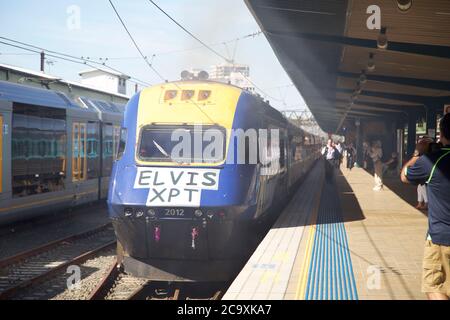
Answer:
[
  {"xmin": 108, "ymin": 81, "xmax": 322, "ymax": 281},
  {"xmin": 0, "ymin": 80, "xmax": 124, "ymax": 224}
]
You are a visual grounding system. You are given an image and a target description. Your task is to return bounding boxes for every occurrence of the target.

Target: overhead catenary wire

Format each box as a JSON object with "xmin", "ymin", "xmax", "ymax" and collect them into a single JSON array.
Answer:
[
  {"xmin": 0, "ymin": 30, "xmax": 261, "ymax": 87},
  {"xmin": 1, "ymin": 4, "xmax": 295, "ymax": 110},
  {"xmin": 147, "ymin": 0, "xmax": 231, "ymax": 63},
  {"xmin": 108, "ymin": 0, "xmax": 166, "ymax": 82},
  {"xmin": 0, "ymin": 52, "xmax": 37, "ymax": 56},
  {"xmin": 107, "ymin": 0, "xmax": 217, "ymax": 124},
  {"xmin": 88, "ymin": 31, "xmax": 262, "ymax": 61},
  {"xmin": 0, "ymin": 40, "xmax": 110, "ymax": 75},
  {"xmin": 0, "ymin": 36, "xmax": 151, "ymax": 87},
  {"xmin": 146, "ymin": 0, "xmax": 285, "ymax": 103}
]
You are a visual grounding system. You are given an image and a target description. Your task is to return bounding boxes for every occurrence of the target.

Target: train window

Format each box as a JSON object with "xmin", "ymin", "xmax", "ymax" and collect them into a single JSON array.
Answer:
[
  {"xmin": 138, "ymin": 125, "xmax": 226, "ymax": 163},
  {"xmin": 113, "ymin": 125, "xmax": 121, "ymax": 161},
  {"xmin": 12, "ymin": 103, "xmax": 66, "ymax": 197},
  {"xmin": 73, "ymin": 123, "xmax": 79, "ymax": 179},
  {"xmin": 0, "ymin": 115, "xmax": 2, "ymax": 193},
  {"xmin": 72, "ymin": 122, "xmax": 87, "ymax": 181},
  {"xmin": 100, "ymin": 123, "xmax": 123, "ymax": 174},
  {"xmin": 259, "ymin": 129, "xmax": 272, "ymax": 168},
  {"xmin": 244, "ymin": 134, "xmax": 258, "ymax": 165},
  {"xmin": 116, "ymin": 128, "xmax": 127, "ymax": 160},
  {"xmin": 103, "ymin": 124, "xmax": 114, "ymax": 176},
  {"xmin": 86, "ymin": 122, "xmax": 100, "ymax": 179},
  {"xmin": 231, "ymin": 130, "xmax": 258, "ymax": 165},
  {"xmin": 279, "ymin": 138, "xmax": 286, "ymax": 169},
  {"xmin": 290, "ymin": 135, "xmax": 303, "ymax": 162}
]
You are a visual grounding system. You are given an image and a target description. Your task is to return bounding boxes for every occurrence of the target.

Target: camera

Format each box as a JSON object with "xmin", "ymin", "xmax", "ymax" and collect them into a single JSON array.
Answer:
[{"xmin": 427, "ymin": 142, "xmax": 443, "ymax": 155}]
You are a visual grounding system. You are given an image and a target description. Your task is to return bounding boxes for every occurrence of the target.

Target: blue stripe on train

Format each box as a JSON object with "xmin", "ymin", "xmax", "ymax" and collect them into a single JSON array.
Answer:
[
  {"xmin": 200, "ymin": 92, "xmax": 259, "ymax": 207},
  {"xmin": 107, "ymin": 92, "xmax": 141, "ymax": 208}
]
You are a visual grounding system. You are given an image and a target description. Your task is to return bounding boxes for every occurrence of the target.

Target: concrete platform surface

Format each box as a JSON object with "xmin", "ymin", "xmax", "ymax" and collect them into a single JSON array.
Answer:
[{"xmin": 223, "ymin": 162, "xmax": 428, "ymax": 300}]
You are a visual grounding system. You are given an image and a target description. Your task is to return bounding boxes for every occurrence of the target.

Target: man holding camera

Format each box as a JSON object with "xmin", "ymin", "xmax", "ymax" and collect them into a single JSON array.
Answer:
[{"xmin": 401, "ymin": 113, "xmax": 450, "ymax": 300}]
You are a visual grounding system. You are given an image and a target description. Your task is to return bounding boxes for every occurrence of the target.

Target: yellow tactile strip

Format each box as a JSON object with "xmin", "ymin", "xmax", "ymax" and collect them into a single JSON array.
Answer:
[{"xmin": 222, "ymin": 162, "xmax": 324, "ymax": 300}]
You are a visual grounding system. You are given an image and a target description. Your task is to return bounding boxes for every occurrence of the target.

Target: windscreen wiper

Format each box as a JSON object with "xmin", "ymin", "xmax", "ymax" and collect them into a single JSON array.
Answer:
[{"xmin": 152, "ymin": 140, "xmax": 170, "ymax": 158}]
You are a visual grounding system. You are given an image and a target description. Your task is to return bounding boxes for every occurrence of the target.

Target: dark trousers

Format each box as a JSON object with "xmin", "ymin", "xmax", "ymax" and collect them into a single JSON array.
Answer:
[
  {"xmin": 347, "ymin": 155, "xmax": 354, "ymax": 169},
  {"xmin": 324, "ymin": 159, "xmax": 335, "ymax": 181}
]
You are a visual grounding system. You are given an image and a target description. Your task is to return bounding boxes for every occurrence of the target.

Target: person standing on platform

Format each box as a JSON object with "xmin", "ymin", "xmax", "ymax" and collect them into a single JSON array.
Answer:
[
  {"xmin": 346, "ymin": 143, "xmax": 356, "ymax": 170},
  {"xmin": 363, "ymin": 141, "xmax": 371, "ymax": 170},
  {"xmin": 369, "ymin": 140, "xmax": 384, "ymax": 191},
  {"xmin": 322, "ymin": 139, "xmax": 338, "ymax": 182},
  {"xmin": 414, "ymin": 137, "xmax": 433, "ymax": 210},
  {"xmin": 335, "ymin": 141, "xmax": 343, "ymax": 168},
  {"xmin": 383, "ymin": 152, "xmax": 399, "ymax": 176},
  {"xmin": 401, "ymin": 113, "xmax": 450, "ymax": 300}
]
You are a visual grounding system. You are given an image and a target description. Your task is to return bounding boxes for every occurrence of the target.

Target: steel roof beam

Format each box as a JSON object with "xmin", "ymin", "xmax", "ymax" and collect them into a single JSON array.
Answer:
[
  {"xmin": 334, "ymin": 88, "xmax": 450, "ymax": 104},
  {"xmin": 265, "ymin": 30, "xmax": 450, "ymax": 60},
  {"xmin": 337, "ymin": 72, "xmax": 450, "ymax": 92}
]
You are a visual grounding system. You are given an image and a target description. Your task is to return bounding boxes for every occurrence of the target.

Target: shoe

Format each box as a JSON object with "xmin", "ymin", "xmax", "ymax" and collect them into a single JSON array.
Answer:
[{"xmin": 415, "ymin": 202, "xmax": 423, "ymax": 209}]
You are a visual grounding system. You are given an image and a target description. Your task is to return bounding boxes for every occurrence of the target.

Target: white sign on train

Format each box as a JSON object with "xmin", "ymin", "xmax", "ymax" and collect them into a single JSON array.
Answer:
[{"xmin": 133, "ymin": 167, "xmax": 220, "ymax": 207}]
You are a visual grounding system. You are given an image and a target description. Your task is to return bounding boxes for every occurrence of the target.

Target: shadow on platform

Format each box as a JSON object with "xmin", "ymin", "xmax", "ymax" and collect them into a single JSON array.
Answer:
[
  {"xmin": 360, "ymin": 168, "xmax": 428, "ymax": 217},
  {"xmin": 274, "ymin": 165, "xmax": 365, "ymax": 229},
  {"xmin": 335, "ymin": 170, "xmax": 366, "ymax": 224}
]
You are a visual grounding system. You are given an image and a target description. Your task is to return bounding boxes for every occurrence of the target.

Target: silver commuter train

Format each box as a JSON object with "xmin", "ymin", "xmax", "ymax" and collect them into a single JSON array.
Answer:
[{"xmin": 0, "ymin": 80, "xmax": 124, "ymax": 224}]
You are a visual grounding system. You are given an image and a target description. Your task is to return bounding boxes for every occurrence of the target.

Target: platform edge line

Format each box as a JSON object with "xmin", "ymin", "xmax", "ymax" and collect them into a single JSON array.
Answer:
[{"xmin": 294, "ymin": 165, "xmax": 324, "ymax": 300}]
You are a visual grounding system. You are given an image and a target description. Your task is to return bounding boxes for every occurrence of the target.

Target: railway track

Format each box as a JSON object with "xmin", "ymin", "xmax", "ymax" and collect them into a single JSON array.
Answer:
[
  {"xmin": 0, "ymin": 222, "xmax": 228, "ymax": 300},
  {"xmin": 89, "ymin": 261, "xmax": 225, "ymax": 300},
  {"xmin": 0, "ymin": 223, "xmax": 116, "ymax": 300}
]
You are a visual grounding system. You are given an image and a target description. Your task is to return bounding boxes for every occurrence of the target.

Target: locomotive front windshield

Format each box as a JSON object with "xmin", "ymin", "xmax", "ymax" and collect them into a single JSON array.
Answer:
[{"xmin": 138, "ymin": 125, "xmax": 226, "ymax": 164}]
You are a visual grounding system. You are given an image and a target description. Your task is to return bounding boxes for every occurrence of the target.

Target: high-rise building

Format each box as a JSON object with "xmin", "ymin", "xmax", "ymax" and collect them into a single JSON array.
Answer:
[{"xmin": 209, "ymin": 63, "xmax": 254, "ymax": 92}]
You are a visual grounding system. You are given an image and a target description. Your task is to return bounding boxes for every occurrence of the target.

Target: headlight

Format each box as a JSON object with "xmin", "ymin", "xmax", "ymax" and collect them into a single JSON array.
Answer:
[
  {"xmin": 124, "ymin": 207, "xmax": 133, "ymax": 217},
  {"xmin": 194, "ymin": 209, "xmax": 203, "ymax": 217},
  {"xmin": 135, "ymin": 209, "xmax": 144, "ymax": 218}
]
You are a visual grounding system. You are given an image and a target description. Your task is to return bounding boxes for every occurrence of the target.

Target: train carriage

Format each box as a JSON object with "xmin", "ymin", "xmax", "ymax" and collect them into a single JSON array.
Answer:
[
  {"xmin": 0, "ymin": 80, "xmax": 124, "ymax": 224},
  {"xmin": 108, "ymin": 81, "xmax": 321, "ymax": 281},
  {"xmin": 78, "ymin": 97, "xmax": 124, "ymax": 200}
]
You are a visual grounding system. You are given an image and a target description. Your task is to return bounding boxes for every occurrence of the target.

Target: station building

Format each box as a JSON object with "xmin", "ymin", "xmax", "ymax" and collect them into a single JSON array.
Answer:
[{"xmin": 0, "ymin": 63, "xmax": 130, "ymax": 111}]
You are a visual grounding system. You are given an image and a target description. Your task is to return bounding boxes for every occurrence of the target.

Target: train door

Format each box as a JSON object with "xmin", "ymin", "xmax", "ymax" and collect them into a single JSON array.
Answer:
[
  {"xmin": 0, "ymin": 114, "xmax": 3, "ymax": 193},
  {"xmin": 98, "ymin": 123, "xmax": 115, "ymax": 199},
  {"xmin": 72, "ymin": 122, "xmax": 87, "ymax": 181},
  {"xmin": 113, "ymin": 125, "xmax": 121, "ymax": 160},
  {"xmin": 278, "ymin": 128, "xmax": 289, "ymax": 199}
]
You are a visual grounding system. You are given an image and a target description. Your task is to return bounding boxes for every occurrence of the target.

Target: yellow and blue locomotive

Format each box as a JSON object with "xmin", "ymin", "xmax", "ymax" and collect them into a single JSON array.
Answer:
[{"xmin": 108, "ymin": 81, "xmax": 321, "ymax": 281}]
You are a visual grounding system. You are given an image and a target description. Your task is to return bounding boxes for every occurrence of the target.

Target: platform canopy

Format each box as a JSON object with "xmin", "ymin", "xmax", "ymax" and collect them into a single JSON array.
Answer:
[{"xmin": 245, "ymin": 0, "xmax": 450, "ymax": 133}]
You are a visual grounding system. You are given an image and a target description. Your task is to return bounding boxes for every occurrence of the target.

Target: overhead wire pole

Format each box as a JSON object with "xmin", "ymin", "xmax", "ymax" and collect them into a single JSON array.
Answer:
[
  {"xmin": 0, "ymin": 40, "xmax": 116, "ymax": 74},
  {"xmin": 107, "ymin": 0, "xmax": 217, "ymax": 124},
  {"xmin": 281, "ymin": 109, "xmax": 323, "ymax": 137},
  {"xmin": 106, "ymin": 1, "xmax": 306, "ymax": 123},
  {"xmin": 146, "ymin": 0, "xmax": 284, "ymax": 103},
  {"xmin": 0, "ymin": 31, "xmax": 265, "ymax": 86},
  {"xmin": 0, "ymin": 36, "xmax": 151, "ymax": 87}
]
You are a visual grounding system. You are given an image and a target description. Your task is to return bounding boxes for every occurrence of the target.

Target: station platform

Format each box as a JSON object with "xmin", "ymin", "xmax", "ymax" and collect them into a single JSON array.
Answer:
[{"xmin": 223, "ymin": 161, "xmax": 428, "ymax": 300}]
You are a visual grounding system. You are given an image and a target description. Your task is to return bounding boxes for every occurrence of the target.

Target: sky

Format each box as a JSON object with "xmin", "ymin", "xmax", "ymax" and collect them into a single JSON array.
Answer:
[{"xmin": 0, "ymin": 0, "xmax": 308, "ymax": 111}]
